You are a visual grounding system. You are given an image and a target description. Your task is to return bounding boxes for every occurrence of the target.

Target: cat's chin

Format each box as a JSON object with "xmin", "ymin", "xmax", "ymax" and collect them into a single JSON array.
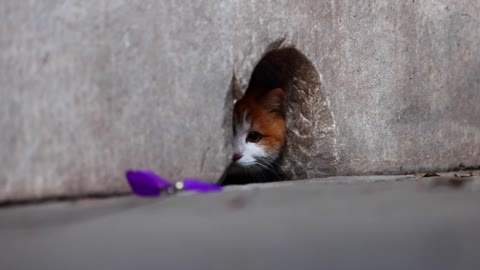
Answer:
[
  {"xmin": 227, "ymin": 161, "xmax": 261, "ymax": 175},
  {"xmin": 228, "ymin": 162, "xmax": 255, "ymax": 172},
  {"xmin": 230, "ymin": 157, "xmax": 277, "ymax": 171},
  {"xmin": 220, "ymin": 156, "xmax": 282, "ymax": 186}
]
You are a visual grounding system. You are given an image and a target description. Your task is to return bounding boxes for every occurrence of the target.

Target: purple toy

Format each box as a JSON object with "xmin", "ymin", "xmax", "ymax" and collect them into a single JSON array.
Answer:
[{"xmin": 126, "ymin": 170, "xmax": 222, "ymax": 197}]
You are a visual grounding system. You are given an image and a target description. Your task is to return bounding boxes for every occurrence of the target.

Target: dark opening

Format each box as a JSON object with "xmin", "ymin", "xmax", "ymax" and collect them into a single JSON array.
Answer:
[{"xmin": 220, "ymin": 42, "xmax": 338, "ymax": 185}]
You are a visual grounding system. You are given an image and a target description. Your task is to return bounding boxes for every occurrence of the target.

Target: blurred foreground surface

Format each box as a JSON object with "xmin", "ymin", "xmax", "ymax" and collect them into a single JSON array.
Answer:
[{"xmin": 1, "ymin": 173, "xmax": 480, "ymax": 270}]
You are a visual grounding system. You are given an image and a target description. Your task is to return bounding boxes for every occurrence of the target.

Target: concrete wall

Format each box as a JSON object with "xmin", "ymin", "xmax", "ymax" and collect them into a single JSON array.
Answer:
[{"xmin": 1, "ymin": 0, "xmax": 479, "ymax": 201}]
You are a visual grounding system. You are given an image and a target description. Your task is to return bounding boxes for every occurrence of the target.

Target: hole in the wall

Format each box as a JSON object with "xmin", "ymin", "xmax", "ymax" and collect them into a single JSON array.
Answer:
[{"xmin": 220, "ymin": 41, "xmax": 338, "ymax": 185}]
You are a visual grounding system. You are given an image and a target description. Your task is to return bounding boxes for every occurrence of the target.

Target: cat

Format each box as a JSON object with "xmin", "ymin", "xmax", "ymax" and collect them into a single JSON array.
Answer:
[
  {"xmin": 219, "ymin": 86, "xmax": 286, "ymax": 185},
  {"xmin": 219, "ymin": 44, "xmax": 331, "ymax": 185},
  {"xmin": 219, "ymin": 44, "xmax": 303, "ymax": 185}
]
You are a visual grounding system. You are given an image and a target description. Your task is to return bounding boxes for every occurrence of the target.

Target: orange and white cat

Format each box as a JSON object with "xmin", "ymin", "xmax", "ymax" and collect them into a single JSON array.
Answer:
[
  {"xmin": 232, "ymin": 87, "xmax": 286, "ymax": 166},
  {"xmin": 219, "ymin": 86, "xmax": 286, "ymax": 185}
]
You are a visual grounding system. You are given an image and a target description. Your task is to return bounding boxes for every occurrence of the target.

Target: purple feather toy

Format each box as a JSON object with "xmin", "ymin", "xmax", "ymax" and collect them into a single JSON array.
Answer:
[{"xmin": 126, "ymin": 170, "xmax": 222, "ymax": 197}]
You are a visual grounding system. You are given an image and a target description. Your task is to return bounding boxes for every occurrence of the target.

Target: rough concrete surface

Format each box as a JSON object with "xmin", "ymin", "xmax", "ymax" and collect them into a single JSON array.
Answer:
[
  {"xmin": 1, "ymin": 174, "xmax": 480, "ymax": 270},
  {"xmin": 1, "ymin": 1, "xmax": 479, "ymax": 201}
]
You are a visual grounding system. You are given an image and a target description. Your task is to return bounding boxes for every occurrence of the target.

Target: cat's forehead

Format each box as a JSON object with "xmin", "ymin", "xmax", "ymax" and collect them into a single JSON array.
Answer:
[
  {"xmin": 233, "ymin": 100, "xmax": 250, "ymax": 124},
  {"xmin": 234, "ymin": 108, "xmax": 250, "ymax": 132}
]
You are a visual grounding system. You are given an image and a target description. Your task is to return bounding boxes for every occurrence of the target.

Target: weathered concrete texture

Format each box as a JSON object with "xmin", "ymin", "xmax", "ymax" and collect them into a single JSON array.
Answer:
[
  {"xmin": 1, "ymin": 0, "xmax": 480, "ymax": 201},
  {"xmin": 1, "ymin": 175, "xmax": 480, "ymax": 270}
]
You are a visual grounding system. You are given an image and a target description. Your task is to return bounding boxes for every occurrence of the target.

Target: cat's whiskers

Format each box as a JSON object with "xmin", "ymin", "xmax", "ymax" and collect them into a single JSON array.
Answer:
[{"xmin": 254, "ymin": 160, "xmax": 281, "ymax": 181}]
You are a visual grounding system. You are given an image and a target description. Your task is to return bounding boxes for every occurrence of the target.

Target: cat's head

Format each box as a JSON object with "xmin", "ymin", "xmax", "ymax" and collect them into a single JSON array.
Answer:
[{"xmin": 231, "ymin": 88, "xmax": 286, "ymax": 168}]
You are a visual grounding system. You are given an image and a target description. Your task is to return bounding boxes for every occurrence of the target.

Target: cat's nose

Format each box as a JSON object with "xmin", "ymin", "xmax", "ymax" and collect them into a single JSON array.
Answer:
[{"xmin": 232, "ymin": 153, "xmax": 242, "ymax": 162}]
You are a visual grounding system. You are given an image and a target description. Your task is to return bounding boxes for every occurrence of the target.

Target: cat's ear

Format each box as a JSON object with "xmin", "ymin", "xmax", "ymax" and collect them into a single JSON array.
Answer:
[
  {"xmin": 262, "ymin": 88, "xmax": 285, "ymax": 114},
  {"xmin": 231, "ymin": 69, "xmax": 243, "ymax": 103}
]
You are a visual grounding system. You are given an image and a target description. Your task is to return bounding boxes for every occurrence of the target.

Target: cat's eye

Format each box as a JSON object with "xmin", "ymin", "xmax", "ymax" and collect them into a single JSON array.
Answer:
[{"xmin": 246, "ymin": 132, "xmax": 262, "ymax": 143}]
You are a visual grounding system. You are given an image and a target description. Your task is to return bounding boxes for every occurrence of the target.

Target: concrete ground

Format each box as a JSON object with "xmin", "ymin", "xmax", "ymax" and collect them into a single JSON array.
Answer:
[{"xmin": 1, "ymin": 173, "xmax": 480, "ymax": 270}]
